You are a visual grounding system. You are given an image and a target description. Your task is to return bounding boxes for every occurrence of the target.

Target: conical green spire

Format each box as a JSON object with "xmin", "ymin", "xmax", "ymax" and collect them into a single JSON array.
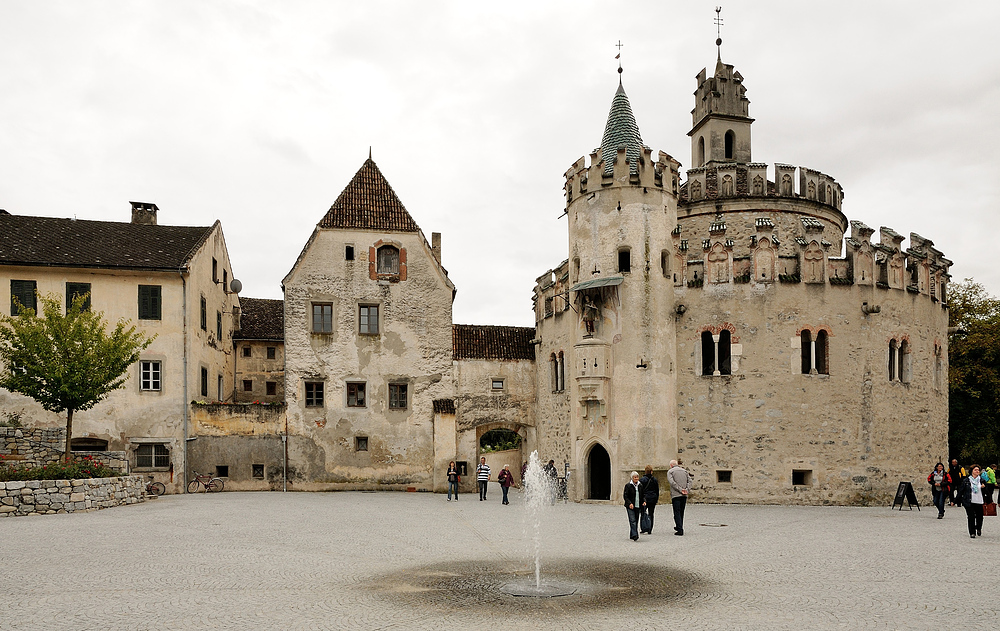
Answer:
[{"xmin": 600, "ymin": 81, "xmax": 644, "ymax": 176}]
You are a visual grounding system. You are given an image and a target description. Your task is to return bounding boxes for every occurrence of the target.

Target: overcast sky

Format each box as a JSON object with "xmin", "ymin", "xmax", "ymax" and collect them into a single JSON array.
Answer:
[{"xmin": 1, "ymin": 2, "xmax": 997, "ymax": 327}]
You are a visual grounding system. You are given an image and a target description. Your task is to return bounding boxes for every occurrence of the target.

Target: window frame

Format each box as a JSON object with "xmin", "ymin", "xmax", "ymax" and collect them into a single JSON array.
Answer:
[
  {"xmin": 312, "ymin": 303, "xmax": 333, "ymax": 334},
  {"xmin": 139, "ymin": 360, "xmax": 162, "ymax": 392},
  {"xmin": 304, "ymin": 381, "xmax": 325, "ymax": 408},
  {"xmin": 266, "ymin": 346, "xmax": 276, "ymax": 360},
  {"xmin": 200, "ymin": 367, "xmax": 208, "ymax": 398},
  {"xmin": 135, "ymin": 443, "xmax": 170, "ymax": 469},
  {"xmin": 66, "ymin": 282, "xmax": 92, "ymax": 311},
  {"xmin": 388, "ymin": 383, "xmax": 408, "ymax": 410},
  {"xmin": 200, "ymin": 296, "xmax": 207, "ymax": 331},
  {"xmin": 359, "ymin": 304, "xmax": 379, "ymax": 335},
  {"xmin": 266, "ymin": 381, "xmax": 277, "ymax": 396},
  {"xmin": 10, "ymin": 280, "xmax": 37, "ymax": 315},
  {"xmin": 243, "ymin": 379, "xmax": 253, "ymax": 392},
  {"xmin": 347, "ymin": 382, "xmax": 367, "ymax": 408},
  {"xmin": 376, "ymin": 245, "xmax": 400, "ymax": 275},
  {"xmin": 491, "ymin": 378, "xmax": 505, "ymax": 391},
  {"xmin": 242, "ymin": 346, "xmax": 252, "ymax": 358},
  {"xmin": 216, "ymin": 311, "xmax": 223, "ymax": 340}
]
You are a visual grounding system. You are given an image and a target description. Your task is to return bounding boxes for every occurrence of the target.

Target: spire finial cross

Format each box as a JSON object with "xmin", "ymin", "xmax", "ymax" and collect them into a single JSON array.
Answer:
[
  {"xmin": 615, "ymin": 40, "xmax": 624, "ymax": 78},
  {"xmin": 714, "ymin": 7, "xmax": 724, "ymax": 54}
]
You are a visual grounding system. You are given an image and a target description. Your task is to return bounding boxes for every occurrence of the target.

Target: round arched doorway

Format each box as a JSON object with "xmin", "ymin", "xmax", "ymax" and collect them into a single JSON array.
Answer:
[{"xmin": 587, "ymin": 443, "xmax": 611, "ymax": 500}]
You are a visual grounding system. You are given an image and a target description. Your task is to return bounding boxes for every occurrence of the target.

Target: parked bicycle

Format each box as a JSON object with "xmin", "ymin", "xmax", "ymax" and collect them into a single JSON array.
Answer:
[
  {"xmin": 145, "ymin": 475, "xmax": 166, "ymax": 497},
  {"xmin": 187, "ymin": 471, "xmax": 225, "ymax": 493}
]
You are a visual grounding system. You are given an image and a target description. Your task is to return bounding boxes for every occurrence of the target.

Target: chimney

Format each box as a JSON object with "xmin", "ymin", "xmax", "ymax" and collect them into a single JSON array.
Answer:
[
  {"xmin": 431, "ymin": 232, "xmax": 441, "ymax": 263},
  {"xmin": 130, "ymin": 201, "xmax": 158, "ymax": 225}
]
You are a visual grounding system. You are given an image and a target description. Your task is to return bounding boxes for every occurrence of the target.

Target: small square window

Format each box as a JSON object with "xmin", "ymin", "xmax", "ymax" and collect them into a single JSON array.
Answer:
[
  {"xmin": 359, "ymin": 305, "xmax": 379, "ymax": 335},
  {"xmin": 389, "ymin": 383, "xmax": 407, "ymax": 410},
  {"xmin": 140, "ymin": 360, "xmax": 161, "ymax": 391},
  {"xmin": 347, "ymin": 382, "xmax": 366, "ymax": 407},
  {"xmin": 266, "ymin": 346, "xmax": 276, "ymax": 360},
  {"xmin": 136, "ymin": 444, "xmax": 169, "ymax": 469},
  {"xmin": 243, "ymin": 380, "xmax": 253, "ymax": 392},
  {"xmin": 618, "ymin": 248, "xmax": 631, "ymax": 273},
  {"xmin": 266, "ymin": 381, "xmax": 277, "ymax": 396},
  {"xmin": 792, "ymin": 469, "xmax": 812, "ymax": 486},
  {"xmin": 491, "ymin": 379, "xmax": 504, "ymax": 391},
  {"xmin": 242, "ymin": 346, "xmax": 252, "ymax": 358},
  {"xmin": 216, "ymin": 465, "xmax": 229, "ymax": 478},
  {"xmin": 346, "ymin": 245, "xmax": 355, "ymax": 260},
  {"xmin": 716, "ymin": 470, "xmax": 732, "ymax": 483},
  {"xmin": 305, "ymin": 382, "xmax": 324, "ymax": 407},
  {"xmin": 312, "ymin": 303, "xmax": 333, "ymax": 333},
  {"xmin": 251, "ymin": 464, "xmax": 264, "ymax": 479},
  {"xmin": 355, "ymin": 436, "xmax": 369, "ymax": 451}
]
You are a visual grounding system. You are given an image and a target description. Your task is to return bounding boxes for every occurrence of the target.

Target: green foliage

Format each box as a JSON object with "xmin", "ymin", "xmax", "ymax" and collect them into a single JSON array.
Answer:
[
  {"xmin": 480, "ymin": 429, "xmax": 521, "ymax": 453},
  {"xmin": 0, "ymin": 293, "xmax": 154, "ymax": 457},
  {"xmin": 948, "ymin": 279, "xmax": 1000, "ymax": 464},
  {"xmin": 0, "ymin": 455, "xmax": 121, "ymax": 481}
]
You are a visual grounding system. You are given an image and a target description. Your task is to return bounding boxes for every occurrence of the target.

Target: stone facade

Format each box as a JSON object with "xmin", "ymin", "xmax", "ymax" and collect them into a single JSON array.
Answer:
[{"xmin": 0, "ymin": 476, "xmax": 145, "ymax": 517}]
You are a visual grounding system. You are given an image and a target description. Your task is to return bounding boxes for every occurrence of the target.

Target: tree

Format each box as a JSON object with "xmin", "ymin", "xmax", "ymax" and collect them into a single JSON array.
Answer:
[
  {"xmin": 0, "ymin": 293, "xmax": 154, "ymax": 461},
  {"xmin": 948, "ymin": 279, "xmax": 1000, "ymax": 466}
]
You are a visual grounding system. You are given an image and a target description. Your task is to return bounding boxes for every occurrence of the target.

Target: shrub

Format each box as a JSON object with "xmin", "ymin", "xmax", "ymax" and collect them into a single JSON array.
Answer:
[{"xmin": 0, "ymin": 455, "xmax": 120, "ymax": 481}]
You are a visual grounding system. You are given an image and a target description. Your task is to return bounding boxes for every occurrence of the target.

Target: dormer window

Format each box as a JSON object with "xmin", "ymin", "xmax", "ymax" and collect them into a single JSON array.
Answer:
[{"xmin": 377, "ymin": 245, "xmax": 399, "ymax": 275}]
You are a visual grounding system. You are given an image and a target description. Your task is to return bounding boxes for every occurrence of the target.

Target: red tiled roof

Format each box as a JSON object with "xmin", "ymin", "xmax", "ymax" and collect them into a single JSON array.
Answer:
[
  {"xmin": 318, "ymin": 159, "xmax": 420, "ymax": 232},
  {"xmin": 452, "ymin": 324, "xmax": 536, "ymax": 361},
  {"xmin": 234, "ymin": 297, "xmax": 284, "ymax": 341}
]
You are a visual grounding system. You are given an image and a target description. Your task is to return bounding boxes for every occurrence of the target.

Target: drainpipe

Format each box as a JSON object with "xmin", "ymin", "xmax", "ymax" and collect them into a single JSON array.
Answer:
[
  {"xmin": 180, "ymin": 266, "xmax": 190, "ymax": 492},
  {"xmin": 283, "ymin": 413, "xmax": 288, "ymax": 492}
]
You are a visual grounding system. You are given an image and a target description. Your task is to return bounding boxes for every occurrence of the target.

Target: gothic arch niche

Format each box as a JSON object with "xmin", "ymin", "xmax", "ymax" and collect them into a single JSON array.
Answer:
[
  {"xmin": 807, "ymin": 181, "xmax": 817, "ymax": 200},
  {"xmin": 803, "ymin": 241, "xmax": 825, "ymax": 283},
  {"xmin": 708, "ymin": 242, "xmax": 730, "ymax": 283},
  {"xmin": 752, "ymin": 175, "xmax": 764, "ymax": 196},
  {"xmin": 889, "ymin": 253, "xmax": 904, "ymax": 288},
  {"xmin": 690, "ymin": 180, "xmax": 703, "ymax": 201},
  {"xmin": 720, "ymin": 174, "xmax": 735, "ymax": 197},
  {"xmin": 673, "ymin": 250, "xmax": 686, "ymax": 286},
  {"xmin": 753, "ymin": 238, "xmax": 776, "ymax": 282},
  {"xmin": 856, "ymin": 250, "xmax": 874, "ymax": 285},
  {"xmin": 585, "ymin": 442, "xmax": 612, "ymax": 500},
  {"xmin": 780, "ymin": 174, "xmax": 793, "ymax": 196}
]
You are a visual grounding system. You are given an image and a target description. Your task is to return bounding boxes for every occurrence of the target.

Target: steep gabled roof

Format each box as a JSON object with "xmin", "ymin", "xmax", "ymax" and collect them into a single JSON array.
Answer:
[
  {"xmin": 452, "ymin": 324, "xmax": 536, "ymax": 361},
  {"xmin": 0, "ymin": 213, "xmax": 215, "ymax": 270},
  {"xmin": 235, "ymin": 297, "xmax": 284, "ymax": 341},
  {"xmin": 600, "ymin": 81, "xmax": 644, "ymax": 176},
  {"xmin": 318, "ymin": 159, "xmax": 420, "ymax": 232}
]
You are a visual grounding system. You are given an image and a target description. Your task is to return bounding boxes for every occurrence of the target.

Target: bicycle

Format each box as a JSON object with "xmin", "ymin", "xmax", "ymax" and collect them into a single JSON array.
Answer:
[
  {"xmin": 187, "ymin": 471, "xmax": 225, "ymax": 493},
  {"xmin": 145, "ymin": 475, "xmax": 166, "ymax": 497}
]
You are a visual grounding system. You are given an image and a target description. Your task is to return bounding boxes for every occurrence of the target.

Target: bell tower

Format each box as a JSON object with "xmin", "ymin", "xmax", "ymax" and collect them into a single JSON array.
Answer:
[{"xmin": 688, "ymin": 8, "xmax": 753, "ymax": 167}]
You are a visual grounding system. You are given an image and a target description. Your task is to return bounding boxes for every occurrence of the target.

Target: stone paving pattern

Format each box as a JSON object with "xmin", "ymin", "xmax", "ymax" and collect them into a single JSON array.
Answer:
[{"xmin": 0, "ymin": 490, "xmax": 996, "ymax": 630}]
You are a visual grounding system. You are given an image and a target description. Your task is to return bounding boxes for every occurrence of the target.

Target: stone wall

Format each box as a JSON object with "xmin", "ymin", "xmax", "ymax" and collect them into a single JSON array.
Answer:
[
  {"xmin": 0, "ymin": 475, "xmax": 145, "ymax": 517},
  {"xmin": 1, "ymin": 427, "xmax": 64, "ymax": 467}
]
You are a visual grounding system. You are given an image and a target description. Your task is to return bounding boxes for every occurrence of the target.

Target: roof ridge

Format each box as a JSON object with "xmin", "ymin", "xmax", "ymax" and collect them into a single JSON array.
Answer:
[{"xmin": 318, "ymin": 158, "xmax": 420, "ymax": 232}]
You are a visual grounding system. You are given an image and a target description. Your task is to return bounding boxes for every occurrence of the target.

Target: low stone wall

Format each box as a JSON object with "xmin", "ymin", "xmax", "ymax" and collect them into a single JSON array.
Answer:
[
  {"xmin": 1, "ymin": 427, "xmax": 64, "ymax": 467},
  {"xmin": 0, "ymin": 475, "xmax": 145, "ymax": 517}
]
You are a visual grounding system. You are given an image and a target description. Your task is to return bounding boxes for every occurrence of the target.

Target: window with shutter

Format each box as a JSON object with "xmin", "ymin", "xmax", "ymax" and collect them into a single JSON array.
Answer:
[
  {"xmin": 10, "ymin": 280, "xmax": 36, "ymax": 315},
  {"xmin": 138, "ymin": 285, "xmax": 161, "ymax": 320}
]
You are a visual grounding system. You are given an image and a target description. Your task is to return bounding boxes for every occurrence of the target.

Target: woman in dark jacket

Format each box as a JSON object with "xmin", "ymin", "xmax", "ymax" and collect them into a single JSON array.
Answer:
[
  {"xmin": 639, "ymin": 465, "xmax": 660, "ymax": 534},
  {"xmin": 927, "ymin": 462, "xmax": 951, "ymax": 519},
  {"xmin": 960, "ymin": 464, "xmax": 985, "ymax": 538},
  {"xmin": 623, "ymin": 471, "xmax": 643, "ymax": 541},
  {"xmin": 447, "ymin": 461, "xmax": 459, "ymax": 501}
]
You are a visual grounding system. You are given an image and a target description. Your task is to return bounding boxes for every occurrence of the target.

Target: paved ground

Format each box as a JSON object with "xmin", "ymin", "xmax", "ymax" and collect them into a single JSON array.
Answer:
[{"xmin": 1, "ymin": 489, "xmax": 996, "ymax": 630}]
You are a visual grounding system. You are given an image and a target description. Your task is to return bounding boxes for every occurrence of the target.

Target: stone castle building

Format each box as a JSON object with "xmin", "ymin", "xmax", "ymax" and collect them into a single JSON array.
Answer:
[{"xmin": 265, "ymin": 49, "xmax": 950, "ymax": 504}]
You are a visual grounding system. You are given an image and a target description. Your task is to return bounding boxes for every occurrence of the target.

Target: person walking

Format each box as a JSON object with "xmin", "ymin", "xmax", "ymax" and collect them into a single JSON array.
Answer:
[
  {"xmin": 498, "ymin": 464, "xmax": 514, "ymax": 505},
  {"xmin": 446, "ymin": 461, "xmax": 460, "ymax": 501},
  {"xmin": 927, "ymin": 462, "xmax": 951, "ymax": 519},
  {"xmin": 960, "ymin": 464, "xmax": 985, "ymax": 538},
  {"xmin": 667, "ymin": 459, "xmax": 691, "ymax": 536},
  {"xmin": 983, "ymin": 464, "xmax": 997, "ymax": 504},
  {"xmin": 948, "ymin": 459, "xmax": 965, "ymax": 507},
  {"xmin": 543, "ymin": 459, "xmax": 558, "ymax": 505},
  {"xmin": 623, "ymin": 471, "xmax": 643, "ymax": 541},
  {"xmin": 476, "ymin": 457, "xmax": 491, "ymax": 501},
  {"xmin": 639, "ymin": 465, "xmax": 660, "ymax": 534}
]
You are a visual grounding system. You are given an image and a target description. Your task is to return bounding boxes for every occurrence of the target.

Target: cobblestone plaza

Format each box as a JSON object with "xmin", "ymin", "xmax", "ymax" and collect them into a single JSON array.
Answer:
[{"xmin": 1, "ymin": 491, "xmax": 996, "ymax": 630}]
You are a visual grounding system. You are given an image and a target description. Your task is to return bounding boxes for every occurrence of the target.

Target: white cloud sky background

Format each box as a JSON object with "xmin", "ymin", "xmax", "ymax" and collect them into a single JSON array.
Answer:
[{"xmin": 1, "ymin": 1, "xmax": 997, "ymax": 327}]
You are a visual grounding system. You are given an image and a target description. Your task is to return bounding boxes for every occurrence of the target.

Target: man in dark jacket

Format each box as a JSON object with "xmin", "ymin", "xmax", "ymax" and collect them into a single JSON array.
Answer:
[
  {"xmin": 948, "ymin": 459, "xmax": 964, "ymax": 506},
  {"xmin": 639, "ymin": 465, "xmax": 660, "ymax": 534}
]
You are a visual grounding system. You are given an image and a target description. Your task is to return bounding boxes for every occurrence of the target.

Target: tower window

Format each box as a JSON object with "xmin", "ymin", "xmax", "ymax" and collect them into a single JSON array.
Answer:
[
  {"xmin": 725, "ymin": 130, "xmax": 735, "ymax": 160},
  {"xmin": 618, "ymin": 248, "xmax": 631, "ymax": 274},
  {"xmin": 888, "ymin": 340, "xmax": 898, "ymax": 381},
  {"xmin": 718, "ymin": 330, "xmax": 732, "ymax": 375},
  {"xmin": 701, "ymin": 331, "xmax": 715, "ymax": 376},
  {"xmin": 345, "ymin": 245, "xmax": 355, "ymax": 261},
  {"xmin": 697, "ymin": 136, "xmax": 705, "ymax": 167}
]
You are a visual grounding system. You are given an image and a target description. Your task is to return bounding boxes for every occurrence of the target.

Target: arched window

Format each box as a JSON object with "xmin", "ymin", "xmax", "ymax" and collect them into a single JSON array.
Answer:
[
  {"xmin": 725, "ymin": 130, "xmax": 735, "ymax": 160},
  {"xmin": 898, "ymin": 339, "xmax": 910, "ymax": 383},
  {"xmin": 701, "ymin": 331, "xmax": 716, "ymax": 376},
  {"xmin": 801, "ymin": 330, "xmax": 813, "ymax": 374},
  {"xmin": 550, "ymin": 353, "xmax": 558, "ymax": 391},
  {"xmin": 888, "ymin": 340, "xmax": 898, "ymax": 381},
  {"xmin": 718, "ymin": 330, "xmax": 732, "ymax": 375},
  {"xmin": 377, "ymin": 245, "xmax": 399, "ymax": 274},
  {"xmin": 557, "ymin": 351, "xmax": 565, "ymax": 392},
  {"xmin": 697, "ymin": 137, "xmax": 705, "ymax": 166},
  {"xmin": 815, "ymin": 331, "xmax": 829, "ymax": 375}
]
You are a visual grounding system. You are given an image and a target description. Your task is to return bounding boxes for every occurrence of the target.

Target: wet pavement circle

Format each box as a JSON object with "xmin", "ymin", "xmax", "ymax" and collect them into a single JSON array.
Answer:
[{"xmin": 371, "ymin": 559, "xmax": 707, "ymax": 614}]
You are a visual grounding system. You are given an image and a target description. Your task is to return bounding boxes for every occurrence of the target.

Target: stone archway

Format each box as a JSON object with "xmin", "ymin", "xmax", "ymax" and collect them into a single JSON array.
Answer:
[{"xmin": 587, "ymin": 443, "xmax": 611, "ymax": 500}]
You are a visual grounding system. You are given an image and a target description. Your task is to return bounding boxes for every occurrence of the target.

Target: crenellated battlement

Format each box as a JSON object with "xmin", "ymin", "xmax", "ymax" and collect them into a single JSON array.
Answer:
[
  {"xmin": 680, "ymin": 163, "xmax": 843, "ymax": 212},
  {"xmin": 563, "ymin": 146, "xmax": 681, "ymax": 207},
  {"xmin": 671, "ymin": 209, "xmax": 952, "ymax": 304}
]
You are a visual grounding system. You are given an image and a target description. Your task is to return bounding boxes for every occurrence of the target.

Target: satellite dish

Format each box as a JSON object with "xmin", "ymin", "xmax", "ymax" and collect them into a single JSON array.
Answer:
[{"xmin": 229, "ymin": 278, "xmax": 243, "ymax": 294}]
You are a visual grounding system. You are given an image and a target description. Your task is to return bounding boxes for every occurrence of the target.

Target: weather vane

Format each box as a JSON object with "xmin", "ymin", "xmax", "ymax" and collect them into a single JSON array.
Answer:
[
  {"xmin": 615, "ymin": 40, "xmax": 623, "ymax": 76},
  {"xmin": 714, "ymin": 7, "xmax": 724, "ymax": 56}
]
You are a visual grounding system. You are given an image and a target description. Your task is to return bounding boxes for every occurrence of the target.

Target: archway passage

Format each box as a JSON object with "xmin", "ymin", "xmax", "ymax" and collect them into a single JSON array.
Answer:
[{"xmin": 587, "ymin": 444, "xmax": 611, "ymax": 500}]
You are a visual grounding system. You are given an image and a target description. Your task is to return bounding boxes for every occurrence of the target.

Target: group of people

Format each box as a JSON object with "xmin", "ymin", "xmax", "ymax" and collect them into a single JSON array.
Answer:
[
  {"xmin": 624, "ymin": 460, "xmax": 691, "ymax": 541},
  {"xmin": 928, "ymin": 459, "xmax": 998, "ymax": 538},
  {"xmin": 447, "ymin": 457, "xmax": 559, "ymax": 506}
]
